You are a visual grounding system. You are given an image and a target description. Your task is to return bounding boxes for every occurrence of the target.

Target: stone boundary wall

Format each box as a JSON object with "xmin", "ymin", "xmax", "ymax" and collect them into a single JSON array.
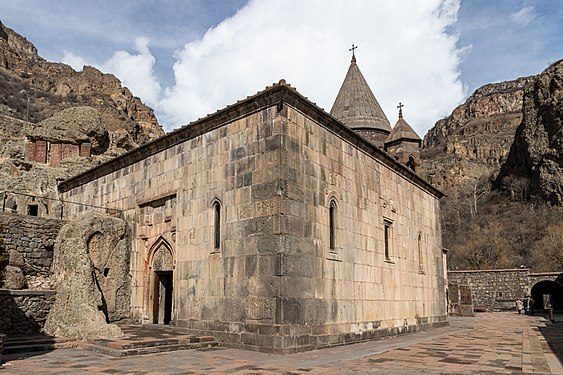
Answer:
[
  {"xmin": 0, "ymin": 213, "xmax": 64, "ymax": 288},
  {"xmin": 0, "ymin": 289, "xmax": 56, "ymax": 334},
  {"xmin": 448, "ymin": 269, "xmax": 530, "ymax": 310}
]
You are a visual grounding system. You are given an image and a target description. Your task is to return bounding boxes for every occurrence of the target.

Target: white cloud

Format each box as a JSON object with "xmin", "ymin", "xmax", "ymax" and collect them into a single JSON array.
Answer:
[
  {"xmin": 52, "ymin": 0, "xmax": 468, "ymax": 136},
  {"xmin": 511, "ymin": 6, "xmax": 537, "ymax": 27},
  {"xmin": 158, "ymin": 0, "xmax": 467, "ymax": 135},
  {"xmin": 62, "ymin": 50, "xmax": 87, "ymax": 71},
  {"xmin": 101, "ymin": 37, "xmax": 162, "ymax": 105}
]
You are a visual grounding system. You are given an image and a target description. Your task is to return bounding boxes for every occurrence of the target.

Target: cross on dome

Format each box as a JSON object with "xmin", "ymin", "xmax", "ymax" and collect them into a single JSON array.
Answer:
[
  {"xmin": 349, "ymin": 44, "xmax": 358, "ymax": 63},
  {"xmin": 397, "ymin": 102, "xmax": 404, "ymax": 118}
]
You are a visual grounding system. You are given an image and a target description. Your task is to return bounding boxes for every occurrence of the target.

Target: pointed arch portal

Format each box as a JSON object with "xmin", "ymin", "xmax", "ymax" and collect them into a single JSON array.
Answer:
[{"xmin": 148, "ymin": 237, "xmax": 174, "ymax": 325}]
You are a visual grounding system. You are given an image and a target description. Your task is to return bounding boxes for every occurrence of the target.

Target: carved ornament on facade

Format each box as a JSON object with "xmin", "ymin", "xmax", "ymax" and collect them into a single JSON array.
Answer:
[
  {"xmin": 188, "ymin": 228, "xmax": 196, "ymax": 240},
  {"xmin": 380, "ymin": 195, "xmax": 397, "ymax": 215},
  {"xmin": 245, "ymin": 297, "xmax": 274, "ymax": 320}
]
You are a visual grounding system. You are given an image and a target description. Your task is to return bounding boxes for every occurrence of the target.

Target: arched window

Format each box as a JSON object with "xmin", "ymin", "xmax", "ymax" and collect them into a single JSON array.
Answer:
[
  {"xmin": 407, "ymin": 155, "xmax": 417, "ymax": 172},
  {"xmin": 329, "ymin": 199, "xmax": 337, "ymax": 251},
  {"xmin": 213, "ymin": 201, "xmax": 221, "ymax": 250}
]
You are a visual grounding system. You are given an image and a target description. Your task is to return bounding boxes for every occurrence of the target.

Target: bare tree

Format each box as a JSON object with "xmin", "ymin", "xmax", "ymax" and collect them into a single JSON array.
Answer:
[{"xmin": 470, "ymin": 175, "xmax": 492, "ymax": 217}]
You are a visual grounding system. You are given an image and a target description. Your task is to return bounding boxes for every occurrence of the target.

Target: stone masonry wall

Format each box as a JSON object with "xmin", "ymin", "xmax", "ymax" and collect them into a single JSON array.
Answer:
[
  {"xmin": 0, "ymin": 289, "xmax": 56, "ymax": 334},
  {"xmin": 62, "ymin": 107, "xmax": 286, "ymax": 337},
  {"xmin": 448, "ymin": 269, "xmax": 530, "ymax": 310},
  {"xmin": 284, "ymin": 104, "xmax": 447, "ymax": 330},
  {"xmin": 0, "ymin": 212, "xmax": 64, "ymax": 288}
]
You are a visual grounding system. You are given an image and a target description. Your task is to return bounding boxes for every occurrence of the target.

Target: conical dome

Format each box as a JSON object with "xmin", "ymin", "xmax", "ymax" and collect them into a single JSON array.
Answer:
[
  {"xmin": 384, "ymin": 107, "xmax": 422, "ymax": 173},
  {"xmin": 330, "ymin": 57, "xmax": 391, "ymax": 134},
  {"xmin": 385, "ymin": 113, "xmax": 421, "ymax": 146}
]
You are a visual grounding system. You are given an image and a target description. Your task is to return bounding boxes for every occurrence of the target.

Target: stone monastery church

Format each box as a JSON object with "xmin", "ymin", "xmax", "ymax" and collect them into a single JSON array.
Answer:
[{"xmin": 58, "ymin": 53, "xmax": 447, "ymax": 353}]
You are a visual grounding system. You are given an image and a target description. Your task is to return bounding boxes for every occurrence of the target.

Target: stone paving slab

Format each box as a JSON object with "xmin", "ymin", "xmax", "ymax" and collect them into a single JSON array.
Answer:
[{"xmin": 2, "ymin": 312, "xmax": 562, "ymax": 374}]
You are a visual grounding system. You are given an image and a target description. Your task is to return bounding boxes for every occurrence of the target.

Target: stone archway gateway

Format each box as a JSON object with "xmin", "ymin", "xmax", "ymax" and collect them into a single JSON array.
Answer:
[
  {"xmin": 149, "ymin": 239, "xmax": 174, "ymax": 325},
  {"xmin": 531, "ymin": 280, "xmax": 563, "ymax": 311}
]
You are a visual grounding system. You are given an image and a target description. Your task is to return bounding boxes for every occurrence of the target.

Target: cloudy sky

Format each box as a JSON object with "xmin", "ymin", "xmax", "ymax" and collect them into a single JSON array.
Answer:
[{"xmin": 1, "ymin": 0, "xmax": 562, "ymax": 136}]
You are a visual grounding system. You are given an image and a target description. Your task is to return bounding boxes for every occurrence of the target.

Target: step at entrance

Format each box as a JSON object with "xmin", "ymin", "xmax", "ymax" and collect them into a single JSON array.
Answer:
[{"xmin": 2, "ymin": 326, "xmax": 219, "ymax": 357}]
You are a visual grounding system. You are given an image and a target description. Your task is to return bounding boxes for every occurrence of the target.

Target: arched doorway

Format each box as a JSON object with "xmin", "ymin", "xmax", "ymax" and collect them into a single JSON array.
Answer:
[
  {"xmin": 531, "ymin": 280, "xmax": 563, "ymax": 311},
  {"xmin": 149, "ymin": 239, "xmax": 174, "ymax": 324}
]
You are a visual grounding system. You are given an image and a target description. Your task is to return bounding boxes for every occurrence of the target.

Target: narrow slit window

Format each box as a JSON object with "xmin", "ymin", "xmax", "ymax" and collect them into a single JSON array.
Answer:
[
  {"xmin": 418, "ymin": 232, "xmax": 424, "ymax": 272},
  {"xmin": 214, "ymin": 201, "xmax": 221, "ymax": 249},
  {"xmin": 384, "ymin": 219, "xmax": 393, "ymax": 261},
  {"xmin": 329, "ymin": 200, "xmax": 336, "ymax": 251}
]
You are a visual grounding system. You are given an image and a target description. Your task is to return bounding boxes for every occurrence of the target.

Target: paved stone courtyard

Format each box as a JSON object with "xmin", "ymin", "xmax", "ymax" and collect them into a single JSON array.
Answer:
[{"xmin": 2, "ymin": 312, "xmax": 563, "ymax": 374}]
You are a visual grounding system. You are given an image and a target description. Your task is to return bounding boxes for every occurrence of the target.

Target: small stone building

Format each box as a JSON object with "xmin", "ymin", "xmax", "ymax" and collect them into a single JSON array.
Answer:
[
  {"xmin": 25, "ymin": 139, "xmax": 92, "ymax": 165},
  {"xmin": 58, "ymin": 57, "xmax": 447, "ymax": 353},
  {"xmin": 24, "ymin": 106, "xmax": 109, "ymax": 166}
]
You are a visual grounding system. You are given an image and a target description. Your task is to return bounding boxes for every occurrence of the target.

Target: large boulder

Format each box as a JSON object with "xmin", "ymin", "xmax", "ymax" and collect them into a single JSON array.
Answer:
[
  {"xmin": 2, "ymin": 265, "xmax": 26, "ymax": 289},
  {"xmin": 44, "ymin": 211, "xmax": 131, "ymax": 339}
]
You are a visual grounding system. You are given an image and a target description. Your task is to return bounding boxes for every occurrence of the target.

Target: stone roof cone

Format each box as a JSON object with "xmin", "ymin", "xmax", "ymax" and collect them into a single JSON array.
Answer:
[
  {"xmin": 384, "ymin": 104, "xmax": 422, "ymax": 173},
  {"xmin": 385, "ymin": 104, "xmax": 421, "ymax": 146},
  {"xmin": 330, "ymin": 53, "xmax": 391, "ymax": 133}
]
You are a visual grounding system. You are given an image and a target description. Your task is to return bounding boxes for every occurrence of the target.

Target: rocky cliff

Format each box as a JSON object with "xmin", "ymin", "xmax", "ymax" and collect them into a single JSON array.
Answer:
[
  {"xmin": 0, "ymin": 21, "xmax": 164, "ymax": 209},
  {"xmin": 420, "ymin": 76, "xmax": 535, "ymax": 192},
  {"xmin": 496, "ymin": 59, "xmax": 563, "ymax": 206},
  {"xmin": 421, "ymin": 60, "xmax": 563, "ymax": 271},
  {"xmin": 0, "ymin": 21, "xmax": 163, "ymax": 143}
]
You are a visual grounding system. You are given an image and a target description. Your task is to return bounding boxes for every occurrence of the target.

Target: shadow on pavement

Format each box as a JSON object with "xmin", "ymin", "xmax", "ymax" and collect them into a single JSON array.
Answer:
[{"xmin": 538, "ymin": 313, "xmax": 563, "ymax": 366}]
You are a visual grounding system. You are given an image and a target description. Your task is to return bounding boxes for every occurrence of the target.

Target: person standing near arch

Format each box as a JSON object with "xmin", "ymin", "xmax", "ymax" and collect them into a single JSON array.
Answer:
[{"xmin": 515, "ymin": 298, "xmax": 524, "ymax": 314}]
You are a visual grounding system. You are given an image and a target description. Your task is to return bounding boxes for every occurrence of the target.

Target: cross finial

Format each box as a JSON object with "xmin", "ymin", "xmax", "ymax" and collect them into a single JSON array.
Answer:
[
  {"xmin": 397, "ymin": 102, "xmax": 404, "ymax": 118},
  {"xmin": 349, "ymin": 44, "xmax": 358, "ymax": 63}
]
